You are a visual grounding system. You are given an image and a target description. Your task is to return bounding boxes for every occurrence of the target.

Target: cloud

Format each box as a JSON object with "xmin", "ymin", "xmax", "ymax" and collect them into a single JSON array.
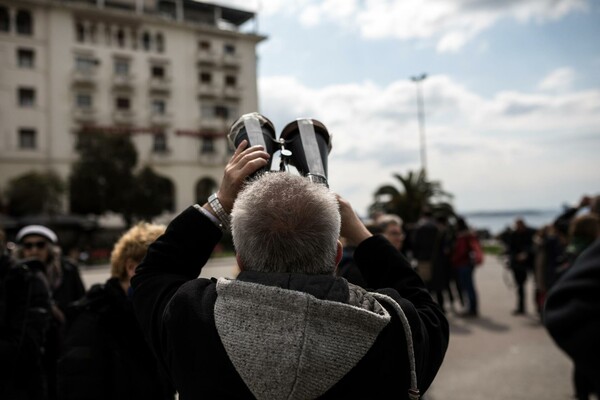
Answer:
[
  {"xmin": 215, "ymin": 0, "xmax": 590, "ymax": 52},
  {"xmin": 538, "ymin": 67, "xmax": 576, "ymax": 92},
  {"xmin": 258, "ymin": 74, "xmax": 600, "ymax": 214}
]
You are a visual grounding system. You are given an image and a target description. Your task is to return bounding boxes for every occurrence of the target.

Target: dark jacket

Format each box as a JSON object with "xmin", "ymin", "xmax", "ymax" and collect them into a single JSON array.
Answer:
[
  {"xmin": 57, "ymin": 277, "xmax": 174, "ymax": 400},
  {"xmin": 132, "ymin": 207, "xmax": 449, "ymax": 399},
  {"xmin": 0, "ymin": 259, "xmax": 52, "ymax": 400},
  {"xmin": 544, "ymin": 238, "xmax": 600, "ymax": 392}
]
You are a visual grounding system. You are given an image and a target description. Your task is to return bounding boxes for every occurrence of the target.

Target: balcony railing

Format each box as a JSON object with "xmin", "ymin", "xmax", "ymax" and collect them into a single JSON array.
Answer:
[
  {"xmin": 223, "ymin": 85, "xmax": 242, "ymax": 99},
  {"xmin": 112, "ymin": 73, "xmax": 136, "ymax": 90},
  {"xmin": 222, "ymin": 53, "xmax": 240, "ymax": 67},
  {"xmin": 198, "ymin": 50, "xmax": 219, "ymax": 65},
  {"xmin": 149, "ymin": 77, "xmax": 171, "ymax": 93},
  {"xmin": 113, "ymin": 109, "xmax": 136, "ymax": 124},
  {"xmin": 198, "ymin": 117, "xmax": 228, "ymax": 131},
  {"xmin": 72, "ymin": 67, "xmax": 98, "ymax": 85},
  {"xmin": 72, "ymin": 107, "xmax": 97, "ymax": 122},
  {"xmin": 198, "ymin": 83, "xmax": 220, "ymax": 97},
  {"xmin": 149, "ymin": 112, "xmax": 172, "ymax": 126}
]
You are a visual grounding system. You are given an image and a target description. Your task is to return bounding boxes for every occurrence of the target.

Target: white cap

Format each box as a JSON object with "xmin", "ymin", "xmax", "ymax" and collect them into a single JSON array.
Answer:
[{"xmin": 16, "ymin": 225, "xmax": 58, "ymax": 244}]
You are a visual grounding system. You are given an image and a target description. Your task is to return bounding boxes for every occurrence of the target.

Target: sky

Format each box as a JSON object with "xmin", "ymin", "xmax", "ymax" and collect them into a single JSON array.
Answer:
[{"xmin": 213, "ymin": 0, "xmax": 600, "ymax": 216}]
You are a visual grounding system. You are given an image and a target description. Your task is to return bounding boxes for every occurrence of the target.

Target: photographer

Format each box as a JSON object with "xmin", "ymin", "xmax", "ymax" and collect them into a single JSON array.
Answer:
[{"xmin": 132, "ymin": 136, "xmax": 448, "ymax": 399}]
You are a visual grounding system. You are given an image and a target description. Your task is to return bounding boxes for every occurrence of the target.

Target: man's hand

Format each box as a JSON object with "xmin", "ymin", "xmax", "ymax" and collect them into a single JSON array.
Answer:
[
  {"xmin": 216, "ymin": 140, "xmax": 270, "ymax": 212},
  {"xmin": 337, "ymin": 194, "xmax": 372, "ymax": 247}
]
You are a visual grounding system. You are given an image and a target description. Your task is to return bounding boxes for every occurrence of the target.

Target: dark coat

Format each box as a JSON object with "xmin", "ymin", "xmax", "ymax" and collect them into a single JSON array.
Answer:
[
  {"xmin": 544, "ymin": 238, "xmax": 600, "ymax": 393},
  {"xmin": 0, "ymin": 259, "xmax": 52, "ymax": 400},
  {"xmin": 132, "ymin": 207, "xmax": 449, "ymax": 399},
  {"xmin": 57, "ymin": 278, "xmax": 174, "ymax": 400}
]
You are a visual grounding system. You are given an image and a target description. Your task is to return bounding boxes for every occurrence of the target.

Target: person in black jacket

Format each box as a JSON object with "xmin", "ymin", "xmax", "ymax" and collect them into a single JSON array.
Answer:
[
  {"xmin": 132, "ymin": 140, "xmax": 449, "ymax": 399},
  {"xmin": 505, "ymin": 218, "xmax": 537, "ymax": 315},
  {"xmin": 15, "ymin": 225, "xmax": 86, "ymax": 400},
  {"xmin": 58, "ymin": 222, "xmax": 174, "ymax": 400},
  {"xmin": 1, "ymin": 227, "xmax": 53, "ymax": 400},
  {"xmin": 544, "ymin": 238, "xmax": 600, "ymax": 399}
]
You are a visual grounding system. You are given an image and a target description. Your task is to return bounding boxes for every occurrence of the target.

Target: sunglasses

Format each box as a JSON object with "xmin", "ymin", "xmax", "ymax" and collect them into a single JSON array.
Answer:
[{"xmin": 23, "ymin": 241, "xmax": 48, "ymax": 250}]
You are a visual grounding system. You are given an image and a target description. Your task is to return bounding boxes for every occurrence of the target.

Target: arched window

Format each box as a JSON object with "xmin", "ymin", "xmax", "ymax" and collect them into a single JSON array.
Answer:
[
  {"xmin": 0, "ymin": 6, "xmax": 10, "ymax": 32},
  {"xmin": 142, "ymin": 31, "xmax": 151, "ymax": 51},
  {"xmin": 196, "ymin": 178, "xmax": 217, "ymax": 205},
  {"xmin": 75, "ymin": 22, "xmax": 85, "ymax": 42},
  {"xmin": 156, "ymin": 33, "xmax": 164, "ymax": 53},
  {"xmin": 116, "ymin": 28, "xmax": 125, "ymax": 47},
  {"xmin": 16, "ymin": 10, "xmax": 33, "ymax": 35}
]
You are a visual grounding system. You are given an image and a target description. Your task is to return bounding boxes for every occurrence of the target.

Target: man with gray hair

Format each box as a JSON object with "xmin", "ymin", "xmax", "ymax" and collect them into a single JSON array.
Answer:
[{"xmin": 132, "ymin": 141, "xmax": 448, "ymax": 399}]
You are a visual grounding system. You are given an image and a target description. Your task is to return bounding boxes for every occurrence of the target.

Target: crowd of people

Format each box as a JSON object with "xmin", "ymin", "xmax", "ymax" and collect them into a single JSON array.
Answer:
[
  {"xmin": 0, "ymin": 127, "xmax": 597, "ymax": 398},
  {"xmin": 0, "ymin": 223, "xmax": 176, "ymax": 400}
]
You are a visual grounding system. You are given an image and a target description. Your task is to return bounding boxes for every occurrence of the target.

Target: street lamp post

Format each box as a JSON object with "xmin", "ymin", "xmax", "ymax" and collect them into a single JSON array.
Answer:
[{"xmin": 411, "ymin": 73, "xmax": 427, "ymax": 177}]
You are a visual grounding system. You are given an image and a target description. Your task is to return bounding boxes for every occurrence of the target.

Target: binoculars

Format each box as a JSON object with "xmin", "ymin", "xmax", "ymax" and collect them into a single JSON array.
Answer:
[{"xmin": 228, "ymin": 113, "xmax": 332, "ymax": 186}]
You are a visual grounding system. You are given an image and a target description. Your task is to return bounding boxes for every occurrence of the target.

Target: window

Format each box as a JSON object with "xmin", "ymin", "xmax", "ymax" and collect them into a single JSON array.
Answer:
[
  {"xmin": 199, "ymin": 72, "xmax": 212, "ymax": 83},
  {"xmin": 151, "ymin": 65, "xmax": 165, "ymax": 78},
  {"xmin": 156, "ymin": 33, "xmax": 164, "ymax": 53},
  {"xmin": 116, "ymin": 29, "xmax": 125, "ymax": 47},
  {"xmin": 215, "ymin": 105, "xmax": 229, "ymax": 119},
  {"xmin": 76, "ymin": 22, "xmax": 85, "ymax": 42},
  {"xmin": 153, "ymin": 133, "xmax": 167, "ymax": 153},
  {"xmin": 199, "ymin": 40, "xmax": 211, "ymax": 50},
  {"xmin": 151, "ymin": 99, "xmax": 166, "ymax": 114},
  {"xmin": 142, "ymin": 32, "xmax": 151, "ymax": 51},
  {"xmin": 114, "ymin": 59, "xmax": 129, "ymax": 76},
  {"xmin": 89, "ymin": 24, "xmax": 97, "ymax": 43},
  {"xmin": 201, "ymin": 137, "xmax": 214, "ymax": 154},
  {"xmin": 18, "ymin": 87, "xmax": 35, "ymax": 107},
  {"xmin": 224, "ymin": 44, "xmax": 235, "ymax": 55},
  {"xmin": 76, "ymin": 93, "xmax": 92, "ymax": 108},
  {"xmin": 115, "ymin": 97, "xmax": 130, "ymax": 110},
  {"xmin": 76, "ymin": 56, "xmax": 97, "ymax": 71},
  {"xmin": 225, "ymin": 75, "xmax": 237, "ymax": 87},
  {"xmin": 17, "ymin": 48, "xmax": 35, "ymax": 68},
  {"xmin": 0, "ymin": 7, "xmax": 10, "ymax": 32},
  {"xmin": 19, "ymin": 128, "xmax": 36, "ymax": 149},
  {"xmin": 16, "ymin": 10, "xmax": 33, "ymax": 36}
]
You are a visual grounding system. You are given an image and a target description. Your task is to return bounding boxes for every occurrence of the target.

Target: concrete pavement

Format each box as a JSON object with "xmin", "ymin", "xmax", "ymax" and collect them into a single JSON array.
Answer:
[
  {"xmin": 426, "ymin": 255, "xmax": 573, "ymax": 400},
  {"xmin": 81, "ymin": 254, "xmax": 575, "ymax": 399}
]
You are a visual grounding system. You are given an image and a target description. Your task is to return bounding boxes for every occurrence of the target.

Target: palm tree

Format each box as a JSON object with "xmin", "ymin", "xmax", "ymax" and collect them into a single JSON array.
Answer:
[{"xmin": 370, "ymin": 169, "xmax": 454, "ymax": 224}]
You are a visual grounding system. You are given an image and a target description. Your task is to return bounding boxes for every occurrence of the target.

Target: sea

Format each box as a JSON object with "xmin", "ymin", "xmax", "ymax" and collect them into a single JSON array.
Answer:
[{"xmin": 460, "ymin": 209, "xmax": 564, "ymax": 236}]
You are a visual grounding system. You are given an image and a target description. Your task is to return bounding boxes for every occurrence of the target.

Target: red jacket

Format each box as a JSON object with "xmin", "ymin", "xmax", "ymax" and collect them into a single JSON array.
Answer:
[{"xmin": 452, "ymin": 231, "xmax": 482, "ymax": 268}]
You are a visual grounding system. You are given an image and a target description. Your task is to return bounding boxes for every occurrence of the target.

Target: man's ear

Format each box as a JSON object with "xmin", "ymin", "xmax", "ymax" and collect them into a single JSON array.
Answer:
[
  {"xmin": 335, "ymin": 240, "xmax": 343, "ymax": 266},
  {"xmin": 236, "ymin": 253, "xmax": 244, "ymax": 271}
]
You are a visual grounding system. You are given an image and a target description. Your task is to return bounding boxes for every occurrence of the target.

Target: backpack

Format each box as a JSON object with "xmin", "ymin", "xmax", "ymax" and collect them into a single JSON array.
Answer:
[{"xmin": 469, "ymin": 236, "xmax": 484, "ymax": 266}]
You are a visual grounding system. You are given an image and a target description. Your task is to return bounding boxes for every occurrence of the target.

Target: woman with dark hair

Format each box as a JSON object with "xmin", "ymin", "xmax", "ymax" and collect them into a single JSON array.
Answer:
[{"xmin": 451, "ymin": 216, "xmax": 482, "ymax": 317}]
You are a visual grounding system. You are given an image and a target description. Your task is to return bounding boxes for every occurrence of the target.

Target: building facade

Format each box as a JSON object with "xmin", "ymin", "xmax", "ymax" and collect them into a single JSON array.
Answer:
[{"xmin": 0, "ymin": 0, "xmax": 264, "ymax": 216}]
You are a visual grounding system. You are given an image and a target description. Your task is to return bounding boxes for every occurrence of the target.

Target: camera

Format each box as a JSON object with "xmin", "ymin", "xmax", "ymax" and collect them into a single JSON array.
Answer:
[{"xmin": 228, "ymin": 113, "xmax": 332, "ymax": 186}]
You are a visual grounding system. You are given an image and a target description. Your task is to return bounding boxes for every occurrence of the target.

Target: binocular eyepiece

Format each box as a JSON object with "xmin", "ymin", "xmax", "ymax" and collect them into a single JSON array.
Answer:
[{"xmin": 227, "ymin": 112, "xmax": 332, "ymax": 186}]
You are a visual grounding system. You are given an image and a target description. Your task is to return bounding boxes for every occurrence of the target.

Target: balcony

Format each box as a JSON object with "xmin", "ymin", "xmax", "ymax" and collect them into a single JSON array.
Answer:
[
  {"xmin": 72, "ymin": 67, "xmax": 98, "ymax": 86},
  {"xmin": 149, "ymin": 77, "xmax": 171, "ymax": 93},
  {"xmin": 113, "ymin": 109, "xmax": 136, "ymax": 124},
  {"xmin": 72, "ymin": 107, "xmax": 97, "ymax": 123},
  {"xmin": 198, "ymin": 50, "xmax": 219, "ymax": 65},
  {"xmin": 149, "ymin": 112, "xmax": 172, "ymax": 126},
  {"xmin": 222, "ymin": 53, "xmax": 240, "ymax": 67},
  {"xmin": 198, "ymin": 83, "xmax": 220, "ymax": 98},
  {"xmin": 223, "ymin": 85, "xmax": 242, "ymax": 99},
  {"xmin": 198, "ymin": 117, "xmax": 227, "ymax": 132},
  {"xmin": 112, "ymin": 73, "xmax": 135, "ymax": 90}
]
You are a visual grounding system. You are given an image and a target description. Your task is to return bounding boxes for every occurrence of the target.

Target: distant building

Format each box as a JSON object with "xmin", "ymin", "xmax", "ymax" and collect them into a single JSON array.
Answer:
[{"xmin": 0, "ymin": 0, "xmax": 265, "ymax": 214}]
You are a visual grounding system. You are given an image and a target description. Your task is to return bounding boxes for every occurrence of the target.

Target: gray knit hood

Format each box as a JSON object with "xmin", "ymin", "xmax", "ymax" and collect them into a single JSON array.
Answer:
[{"xmin": 214, "ymin": 275, "xmax": 392, "ymax": 400}]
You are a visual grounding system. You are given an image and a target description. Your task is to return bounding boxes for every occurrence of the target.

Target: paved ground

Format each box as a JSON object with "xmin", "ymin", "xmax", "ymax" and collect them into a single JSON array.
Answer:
[{"xmin": 81, "ymin": 255, "xmax": 576, "ymax": 400}]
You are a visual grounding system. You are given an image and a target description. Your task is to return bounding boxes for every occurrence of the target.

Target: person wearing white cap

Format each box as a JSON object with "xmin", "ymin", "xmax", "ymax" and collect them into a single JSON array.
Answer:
[{"xmin": 15, "ymin": 224, "xmax": 86, "ymax": 400}]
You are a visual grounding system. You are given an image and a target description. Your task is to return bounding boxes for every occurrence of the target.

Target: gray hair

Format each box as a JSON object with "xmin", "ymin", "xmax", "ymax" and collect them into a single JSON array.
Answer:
[{"xmin": 231, "ymin": 173, "xmax": 341, "ymax": 275}]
